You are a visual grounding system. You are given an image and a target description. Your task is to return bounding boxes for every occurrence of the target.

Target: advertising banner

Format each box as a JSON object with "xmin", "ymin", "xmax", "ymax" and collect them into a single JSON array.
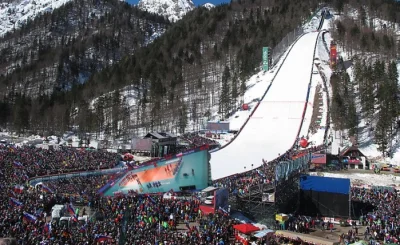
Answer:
[
  {"xmin": 330, "ymin": 44, "xmax": 337, "ymax": 67},
  {"xmin": 263, "ymin": 47, "xmax": 269, "ymax": 71},
  {"xmin": 207, "ymin": 121, "xmax": 230, "ymax": 132},
  {"xmin": 311, "ymin": 153, "xmax": 326, "ymax": 164}
]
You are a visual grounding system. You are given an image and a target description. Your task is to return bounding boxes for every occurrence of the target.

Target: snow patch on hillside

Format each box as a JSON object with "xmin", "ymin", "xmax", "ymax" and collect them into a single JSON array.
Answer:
[
  {"xmin": 202, "ymin": 3, "xmax": 215, "ymax": 9},
  {"xmin": 137, "ymin": 0, "xmax": 194, "ymax": 22},
  {"xmin": 0, "ymin": 0, "xmax": 71, "ymax": 37}
]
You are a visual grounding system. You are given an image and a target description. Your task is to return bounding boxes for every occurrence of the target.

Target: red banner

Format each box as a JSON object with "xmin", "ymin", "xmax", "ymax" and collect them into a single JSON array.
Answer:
[
  {"xmin": 292, "ymin": 152, "xmax": 307, "ymax": 160},
  {"xmin": 311, "ymin": 153, "xmax": 326, "ymax": 164},
  {"xmin": 348, "ymin": 159, "xmax": 361, "ymax": 164},
  {"xmin": 330, "ymin": 43, "xmax": 337, "ymax": 67}
]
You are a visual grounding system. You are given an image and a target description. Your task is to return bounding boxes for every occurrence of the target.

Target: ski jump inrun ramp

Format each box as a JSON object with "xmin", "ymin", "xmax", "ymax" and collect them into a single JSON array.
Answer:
[{"xmin": 210, "ymin": 32, "xmax": 319, "ymax": 180}]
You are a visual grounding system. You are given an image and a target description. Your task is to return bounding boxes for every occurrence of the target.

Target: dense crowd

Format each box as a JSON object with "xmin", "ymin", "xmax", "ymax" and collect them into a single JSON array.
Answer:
[
  {"xmin": 40, "ymin": 175, "xmax": 110, "ymax": 198},
  {"xmin": 0, "ymin": 139, "xmax": 332, "ymax": 244},
  {"xmin": 351, "ymin": 187, "xmax": 400, "ymax": 243},
  {"xmin": 0, "ymin": 144, "xmax": 241, "ymax": 244},
  {"xmin": 0, "ymin": 144, "xmax": 119, "ymax": 177},
  {"xmin": 180, "ymin": 133, "xmax": 220, "ymax": 149},
  {"xmin": 1, "ymin": 187, "xmax": 238, "ymax": 244}
]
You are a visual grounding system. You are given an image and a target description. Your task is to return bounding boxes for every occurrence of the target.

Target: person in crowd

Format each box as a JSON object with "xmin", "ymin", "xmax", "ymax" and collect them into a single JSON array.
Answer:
[{"xmin": 0, "ymin": 141, "xmax": 326, "ymax": 244}]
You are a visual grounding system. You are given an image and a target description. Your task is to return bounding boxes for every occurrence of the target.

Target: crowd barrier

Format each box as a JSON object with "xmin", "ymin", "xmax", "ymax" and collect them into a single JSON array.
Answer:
[
  {"xmin": 275, "ymin": 153, "xmax": 311, "ymax": 183},
  {"xmin": 28, "ymin": 167, "xmax": 127, "ymax": 186}
]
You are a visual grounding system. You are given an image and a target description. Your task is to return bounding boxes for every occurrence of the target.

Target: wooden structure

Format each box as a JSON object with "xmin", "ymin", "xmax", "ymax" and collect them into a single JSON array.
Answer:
[
  {"xmin": 340, "ymin": 145, "xmax": 369, "ymax": 169},
  {"xmin": 143, "ymin": 132, "xmax": 177, "ymax": 157}
]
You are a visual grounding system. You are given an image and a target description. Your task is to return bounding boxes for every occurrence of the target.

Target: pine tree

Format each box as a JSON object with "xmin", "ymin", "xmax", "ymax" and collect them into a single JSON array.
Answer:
[
  {"xmin": 364, "ymin": 65, "xmax": 375, "ymax": 122},
  {"xmin": 375, "ymin": 109, "xmax": 390, "ymax": 156},
  {"xmin": 231, "ymin": 74, "xmax": 239, "ymax": 109},
  {"xmin": 178, "ymin": 102, "xmax": 188, "ymax": 134},
  {"xmin": 219, "ymin": 66, "xmax": 231, "ymax": 116},
  {"xmin": 387, "ymin": 61, "xmax": 399, "ymax": 124}
]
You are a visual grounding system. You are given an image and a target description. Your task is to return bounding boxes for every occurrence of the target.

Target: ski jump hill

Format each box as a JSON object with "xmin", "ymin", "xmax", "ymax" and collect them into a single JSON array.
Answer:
[{"xmin": 210, "ymin": 31, "xmax": 320, "ymax": 180}]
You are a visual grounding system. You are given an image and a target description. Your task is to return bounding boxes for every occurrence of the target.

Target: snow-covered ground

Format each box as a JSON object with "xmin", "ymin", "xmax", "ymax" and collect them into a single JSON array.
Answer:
[
  {"xmin": 309, "ymin": 172, "xmax": 400, "ymax": 189},
  {"xmin": 210, "ymin": 32, "xmax": 320, "ymax": 180},
  {"xmin": 137, "ymin": 0, "xmax": 195, "ymax": 22},
  {"xmin": 0, "ymin": 0, "xmax": 72, "ymax": 37}
]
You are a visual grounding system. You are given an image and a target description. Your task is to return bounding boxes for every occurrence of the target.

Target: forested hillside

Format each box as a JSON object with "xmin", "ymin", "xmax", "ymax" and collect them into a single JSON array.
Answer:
[
  {"xmin": 0, "ymin": 0, "xmax": 169, "ymax": 98},
  {"xmin": 0, "ymin": 0, "xmax": 322, "ymax": 137},
  {"xmin": 328, "ymin": 0, "xmax": 400, "ymax": 156}
]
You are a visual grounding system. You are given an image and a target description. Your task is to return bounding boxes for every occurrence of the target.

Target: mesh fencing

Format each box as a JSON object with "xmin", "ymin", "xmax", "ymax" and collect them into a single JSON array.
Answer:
[{"xmin": 271, "ymin": 26, "xmax": 305, "ymax": 67}]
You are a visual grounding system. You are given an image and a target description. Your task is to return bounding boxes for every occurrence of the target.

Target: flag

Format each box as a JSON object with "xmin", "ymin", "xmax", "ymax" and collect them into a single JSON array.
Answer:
[
  {"xmin": 8, "ymin": 190, "xmax": 16, "ymax": 197},
  {"xmin": 94, "ymin": 234, "xmax": 113, "ymax": 242},
  {"xmin": 218, "ymin": 207, "xmax": 229, "ymax": 215},
  {"xmin": 162, "ymin": 221, "xmax": 169, "ymax": 228},
  {"xmin": 44, "ymin": 223, "xmax": 51, "ymax": 234},
  {"xmin": 71, "ymin": 214, "xmax": 78, "ymax": 222},
  {"xmin": 79, "ymin": 224, "xmax": 88, "ymax": 233},
  {"xmin": 41, "ymin": 184, "xmax": 54, "ymax": 194},
  {"xmin": 145, "ymin": 194, "xmax": 157, "ymax": 204},
  {"xmin": 14, "ymin": 185, "xmax": 24, "ymax": 194},
  {"xmin": 22, "ymin": 174, "xmax": 29, "ymax": 181},
  {"xmin": 13, "ymin": 161, "xmax": 24, "ymax": 168},
  {"xmin": 23, "ymin": 212, "xmax": 37, "ymax": 223},
  {"xmin": 9, "ymin": 197, "xmax": 23, "ymax": 207},
  {"xmin": 66, "ymin": 203, "xmax": 75, "ymax": 216}
]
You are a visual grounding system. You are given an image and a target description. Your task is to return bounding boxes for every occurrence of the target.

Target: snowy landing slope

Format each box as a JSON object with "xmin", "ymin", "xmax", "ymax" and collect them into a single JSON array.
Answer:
[{"xmin": 210, "ymin": 32, "xmax": 319, "ymax": 180}]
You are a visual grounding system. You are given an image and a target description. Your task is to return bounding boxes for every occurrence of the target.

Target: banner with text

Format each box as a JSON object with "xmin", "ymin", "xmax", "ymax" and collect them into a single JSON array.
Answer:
[{"xmin": 263, "ymin": 47, "xmax": 269, "ymax": 71}]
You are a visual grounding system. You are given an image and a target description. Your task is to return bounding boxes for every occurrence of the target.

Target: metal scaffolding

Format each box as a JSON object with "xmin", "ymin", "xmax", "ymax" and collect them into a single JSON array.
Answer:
[{"xmin": 229, "ymin": 169, "xmax": 306, "ymax": 227}]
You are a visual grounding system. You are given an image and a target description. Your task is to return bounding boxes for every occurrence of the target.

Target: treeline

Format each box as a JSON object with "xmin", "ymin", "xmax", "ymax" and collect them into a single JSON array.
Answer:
[
  {"xmin": 330, "ymin": 70, "xmax": 358, "ymax": 136},
  {"xmin": 328, "ymin": 0, "xmax": 400, "ymax": 156},
  {"xmin": 354, "ymin": 60, "xmax": 399, "ymax": 155},
  {"xmin": 330, "ymin": 59, "xmax": 399, "ymax": 155},
  {"xmin": 0, "ymin": 0, "xmax": 169, "ymax": 97},
  {"xmin": 0, "ymin": 0, "xmax": 322, "ymax": 137},
  {"xmin": 330, "ymin": 0, "xmax": 400, "ymax": 58}
]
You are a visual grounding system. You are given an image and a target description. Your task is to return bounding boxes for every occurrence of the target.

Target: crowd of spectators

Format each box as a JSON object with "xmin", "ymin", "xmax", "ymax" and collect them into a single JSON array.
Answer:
[
  {"xmin": 0, "ymin": 138, "xmax": 330, "ymax": 244},
  {"xmin": 180, "ymin": 133, "xmax": 220, "ymax": 149},
  {"xmin": 0, "ymin": 144, "xmax": 119, "ymax": 178},
  {"xmin": 351, "ymin": 187, "xmax": 400, "ymax": 243},
  {"xmin": 40, "ymin": 175, "xmax": 110, "ymax": 198},
  {"xmin": 0, "ymin": 144, "xmax": 241, "ymax": 244},
  {"xmin": 1, "ymin": 185, "xmax": 238, "ymax": 244}
]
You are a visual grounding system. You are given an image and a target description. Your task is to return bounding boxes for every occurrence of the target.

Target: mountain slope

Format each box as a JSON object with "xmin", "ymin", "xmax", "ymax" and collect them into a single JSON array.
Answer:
[
  {"xmin": 0, "ymin": 0, "xmax": 72, "ymax": 37},
  {"xmin": 0, "ymin": 0, "xmax": 322, "ymax": 135},
  {"xmin": 137, "ymin": 0, "xmax": 195, "ymax": 22},
  {"xmin": 0, "ymin": 0, "xmax": 169, "ymax": 98},
  {"xmin": 202, "ymin": 3, "xmax": 215, "ymax": 10}
]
